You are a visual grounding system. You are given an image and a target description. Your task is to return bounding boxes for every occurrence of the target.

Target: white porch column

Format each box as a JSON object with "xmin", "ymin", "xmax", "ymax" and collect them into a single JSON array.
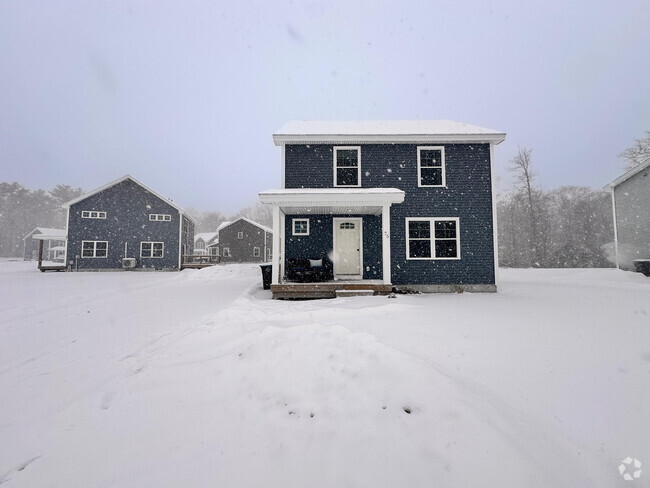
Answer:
[
  {"xmin": 381, "ymin": 204, "xmax": 391, "ymax": 284},
  {"xmin": 279, "ymin": 209, "xmax": 285, "ymax": 282},
  {"xmin": 271, "ymin": 205, "xmax": 281, "ymax": 285}
]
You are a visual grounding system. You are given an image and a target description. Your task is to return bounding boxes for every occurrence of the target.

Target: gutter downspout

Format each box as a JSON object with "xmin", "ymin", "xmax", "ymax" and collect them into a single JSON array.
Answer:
[{"xmin": 610, "ymin": 188, "xmax": 619, "ymax": 269}]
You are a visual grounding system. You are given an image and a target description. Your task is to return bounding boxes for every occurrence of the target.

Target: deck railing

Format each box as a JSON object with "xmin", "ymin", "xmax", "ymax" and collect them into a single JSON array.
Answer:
[{"xmin": 181, "ymin": 254, "xmax": 221, "ymax": 268}]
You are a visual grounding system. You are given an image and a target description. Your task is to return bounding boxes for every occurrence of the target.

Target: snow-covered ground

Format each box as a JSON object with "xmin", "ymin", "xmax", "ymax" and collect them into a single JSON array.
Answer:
[{"xmin": 0, "ymin": 260, "xmax": 648, "ymax": 487}]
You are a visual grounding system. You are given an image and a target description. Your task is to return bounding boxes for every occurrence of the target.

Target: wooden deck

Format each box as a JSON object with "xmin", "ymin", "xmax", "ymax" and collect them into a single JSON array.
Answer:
[
  {"xmin": 181, "ymin": 255, "xmax": 221, "ymax": 270},
  {"xmin": 39, "ymin": 265, "xmax": 66, "ymax": 272},
  {"xmin": 271, "ymin": 280, "xmax": 392, "ymax": 299}
]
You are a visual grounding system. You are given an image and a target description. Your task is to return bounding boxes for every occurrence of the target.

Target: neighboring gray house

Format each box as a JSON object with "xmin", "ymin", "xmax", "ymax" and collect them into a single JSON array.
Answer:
[
  {"xmin": 62, "ymin": 175, "xmax": 195, "ymax": 271},
  {"xmin": 605, "ymin": 158, "xmax": 650, "ymax": 270},
  {"xmin": 211, "ymin": 217, "xmax": 272, "ymax": 263},
  {"xmin": 259, "ymin": 120, "xmax": 506, "ymax": 298},
  {"xmin": 193, "ymin": 232, "xmax": 218, "ymax": 255},
  {"xmin": 23, "ymin": 227, "xmax": 66, "ymax": 261}
]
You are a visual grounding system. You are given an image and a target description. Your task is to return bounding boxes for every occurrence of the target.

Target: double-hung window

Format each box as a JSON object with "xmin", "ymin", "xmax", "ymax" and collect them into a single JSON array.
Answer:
[
  {"xmin": 334, "ymin": 146, "xmax": 361, "ymax": 187},
  {"xmin": 253, "ymin": 247, "xmax": 261, "ymax": 257},
  {"xmin": 141, "ymin": 242, "xmax": 164, "ymax": 258},
  {"xmin": 417, "ymin": 146, "xmax": 445, "ymax": 187},
  {"xmin": 292, "ymin": 218, "xmax": 309, "ymax": 236},
  {"xmin": 82, "ymin": 240, "xmax": 108, "ymax": 258},
  {"xmin": 222, "ymin": 247, "xmax": 231, "ymax": 257},
  {"xmin": 406, "ymin": 218, "xmax": 460, "ymax": 259}
]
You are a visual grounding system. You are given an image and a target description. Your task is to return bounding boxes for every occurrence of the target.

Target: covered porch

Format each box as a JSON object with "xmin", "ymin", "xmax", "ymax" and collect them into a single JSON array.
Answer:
[{"xmin": 259, "ymin": 188, "xmax": 404, "ymax": 299}]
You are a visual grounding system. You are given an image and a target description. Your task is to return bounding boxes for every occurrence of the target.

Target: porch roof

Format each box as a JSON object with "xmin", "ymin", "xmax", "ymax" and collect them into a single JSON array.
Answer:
[{"xmin": 259, "ymin": 188, "xmax": 405, "ymax": 215}]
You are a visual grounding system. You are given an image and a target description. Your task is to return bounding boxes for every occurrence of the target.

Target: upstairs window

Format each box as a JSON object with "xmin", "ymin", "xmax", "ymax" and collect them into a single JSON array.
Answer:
[
  {"xmin": 417, "ymin": 146, "xmax": 445, "ymax": 187},
  {"xmin": 149, "ymin": 214, "xmax": 171, "ymax": 221},
  {"xmin": 292, "ymin": 218, "xmax": 309, "ymax": 236},
  {"xmin": 81, "ymin": 211, "xmax": 106, "ymax": 219},
  {"xmin": 406, "ymin": 218, "xmax": 459, "ymax": 260},
  {"xmin": 253, "ymin": 247, "xmax": 261, "ymax": 257},
  {"xmin": 334, "ymin": 146, "xmax": 361, "ymax": 187},
  {"xmin": 141, "ymin": 242, "xmax": 164, "ymax": 258},
  {"xmin": 82, "ymin": 240, "xmax": 108, "ymax": 258},
  {"xmin": 237, "ymin": 231, "xmax": 244, "ymax": 239}
]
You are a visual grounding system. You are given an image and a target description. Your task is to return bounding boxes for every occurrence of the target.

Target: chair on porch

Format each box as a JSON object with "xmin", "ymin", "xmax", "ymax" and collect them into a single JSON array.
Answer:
[{"xmin": 286, "ymin": 257, "xmax": 333, "ymax": 283}]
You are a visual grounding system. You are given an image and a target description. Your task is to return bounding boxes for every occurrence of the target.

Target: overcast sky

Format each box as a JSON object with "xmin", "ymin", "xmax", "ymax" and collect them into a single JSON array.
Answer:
[{"xmin": 1, "ymin": 0, "xmax": 649, "ymax": 215}]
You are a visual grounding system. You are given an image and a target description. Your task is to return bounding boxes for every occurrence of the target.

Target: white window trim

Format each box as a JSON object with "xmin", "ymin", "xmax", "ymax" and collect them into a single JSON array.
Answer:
[
  {"xmin": 222, "ymin": 247, "xmax": 231, "ymax": 257},
  {"xmin": 417, "ymin": 146, "xmax": 446, "ymax": 188},
  {"xmin": 81, "ymin": 240, "xmax": 108, "ymax": 258},
  {"xmin": 149, "ymin": 214, "xmax": 172, "ymax": 221},
  {"xmin": 253, "ymin": 247, "xmax": 261, "ymax": 257},
  {"xmin": 292, "ymin": 218, "xmax": 310, "ymax": 236},
  {"xmin": 81, "ymin": 211, "xmax": 107, "ymax": 219},
  {"xmin": 140, "ymin": 241, "xmax": 165, "ymax": 258},
  {"xmin": 333, "ymin": 146, "xmax": 361, "ymax": 188},
  {"xmin": 405, "ymin": 217, "xmax": 460, "ymax": 260},
  {"xmin": 237, "ymin": 231, "xmax": 244, "ymax": 239}
]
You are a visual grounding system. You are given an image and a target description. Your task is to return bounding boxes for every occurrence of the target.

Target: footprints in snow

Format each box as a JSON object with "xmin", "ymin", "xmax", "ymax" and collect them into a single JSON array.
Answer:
[{"xmin": 0, "ymin": 455, "xmax": 41, "ymax": 485}]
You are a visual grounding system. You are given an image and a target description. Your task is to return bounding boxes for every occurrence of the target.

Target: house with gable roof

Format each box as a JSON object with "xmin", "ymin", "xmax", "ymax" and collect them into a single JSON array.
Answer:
[
  {"xmin": 62, "ymin": 175, "xmax": 195, "ymax": 271},
  {"xmin": 209, "ymin": 217, "xmax": 272, "ymax": 263},
  {"xmin": 259, "ymin": 120, "xmax": 506, "ymax": 298},
  {"xmin": 605, "ymin": 157, "xmax": 650, "ymax": 272}
]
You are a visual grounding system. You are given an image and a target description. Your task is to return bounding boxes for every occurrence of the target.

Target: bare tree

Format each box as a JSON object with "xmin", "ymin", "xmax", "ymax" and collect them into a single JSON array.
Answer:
[
  {"xmin": 620, "ymin": 131, "xmax": 650, "ymax": 170},
  {"xmin": 508, "ymin": 147, "xmax": 543, "ymax": 265}
]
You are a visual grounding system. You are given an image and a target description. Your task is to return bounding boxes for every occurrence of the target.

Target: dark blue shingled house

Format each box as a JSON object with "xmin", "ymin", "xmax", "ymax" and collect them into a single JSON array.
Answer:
[
  {"xmin": 259, "ymin": 121, "xmax": 506, "ymax": 298},
  {"xmin": 63, "ymin": 175, "xmax": 195, "ymax": 271}
]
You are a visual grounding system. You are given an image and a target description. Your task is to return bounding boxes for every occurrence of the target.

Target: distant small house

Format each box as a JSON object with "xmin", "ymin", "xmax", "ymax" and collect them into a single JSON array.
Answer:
[
  {"xmin": 62, "ymin": 175, "xmax": 196, "ymax": 271},
  {"xmin": 194, "ymin": 232, "xmax": 218, "ymax": 255},
  {"xmin": 210, "ymin": 217, "xmax": 272, "ymax": 263},
  {"xmin": 605, "ymin": 158, "xmax": 650, "ymax": 270},
  {"xmin": 23, "ymin": 227, "xmax": 66, "ymax": 261}
]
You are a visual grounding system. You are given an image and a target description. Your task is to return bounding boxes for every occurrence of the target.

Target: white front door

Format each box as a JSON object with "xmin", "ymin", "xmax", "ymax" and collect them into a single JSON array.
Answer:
[{"xmin": 333, "ymin": 218, "xmax": 362, "ymax": 277}]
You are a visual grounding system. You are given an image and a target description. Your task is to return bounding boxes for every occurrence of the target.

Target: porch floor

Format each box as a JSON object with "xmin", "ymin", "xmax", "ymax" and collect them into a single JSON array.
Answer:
[{"xmin": 271, "ymin": 280, "xmax": 392, "ymax": 299}]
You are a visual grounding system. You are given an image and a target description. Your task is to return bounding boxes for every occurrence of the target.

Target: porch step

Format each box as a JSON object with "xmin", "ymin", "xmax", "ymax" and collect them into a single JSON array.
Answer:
[{"xmin": 335, "ymin": 289, "xmax": 375, "ymax": 298}]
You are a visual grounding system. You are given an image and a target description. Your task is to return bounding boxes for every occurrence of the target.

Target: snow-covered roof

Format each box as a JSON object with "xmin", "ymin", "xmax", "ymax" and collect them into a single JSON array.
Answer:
[
  {"xmin": 604, "ymin": 157, "xmax": 650, "ymax": 189},
  {"xmin": 218, "ymin": 217, "xmax": 272, "ymax": 235},
  {"xmin": 273, "ymin": 120, "xmax": 506, "ymax": 145},
  {"xmin": 25, "ymin": 227, "xmax": 67, "ymax": 241},
  {"xmin": 194, "ymin": 232, "xmax": 218, "ymax": 244},
  {"xmin": 216, "ymin": 221, "xmax": 232, "ymax": 232},
  {"xmin": 61, "ymin": 175, "xmax": 197, "ymax": 223}
]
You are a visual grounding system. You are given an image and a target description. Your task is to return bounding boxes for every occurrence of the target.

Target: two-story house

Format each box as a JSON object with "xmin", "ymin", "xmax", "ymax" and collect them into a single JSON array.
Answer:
[
  {"xmin": 63, "ymin": 175, "xmax": 195, "ymax": 271},
  {"xmin": 211, "ymin": 217, "xmax": 272, "ymax": 263},
  {"xmin": 259, "ymin": 120, "xmax": 506, "ymax": 298}
]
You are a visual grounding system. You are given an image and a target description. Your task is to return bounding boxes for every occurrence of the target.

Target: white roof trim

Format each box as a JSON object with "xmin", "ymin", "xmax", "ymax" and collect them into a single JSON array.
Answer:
[
  {"xmin": 259, "ymin": 188, "xmax": 406, "ymax": 206},
  {"xmin": 604, "ymin": 157, "xmax": 650, "ymax": 189},
  {"xmin": 218, "ymin": 217, "xmax": 273, "ymax": 235},
  {"xmin": 23, "ymin": 227, "xmax": 66, "ymax": 241},
  {"xmin": 61, "ymin": 174, "xmax": 197, "ymax": 223},
  {"xmin": 273, "ymin": 120, "xmax": 506, "ymax": 145}
]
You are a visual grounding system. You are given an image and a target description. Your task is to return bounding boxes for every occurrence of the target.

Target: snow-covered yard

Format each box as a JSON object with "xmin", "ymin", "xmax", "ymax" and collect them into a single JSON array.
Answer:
[{"xmin": 0, "ymin": 260, "xmax": 648, "ymax": 487}]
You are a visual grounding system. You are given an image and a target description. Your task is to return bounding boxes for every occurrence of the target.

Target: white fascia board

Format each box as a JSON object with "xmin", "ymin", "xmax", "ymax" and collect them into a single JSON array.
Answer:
[
  {"xmin": 604, "ymin": 157, "xmax": 650, "ymax": 189},
  {"xmin": 259, "ymin": 188, "xmax": 405, "ymax": 207},
  {"xmin": 273, "ymin": 133, "xmax": 506, "ymax": 146}
]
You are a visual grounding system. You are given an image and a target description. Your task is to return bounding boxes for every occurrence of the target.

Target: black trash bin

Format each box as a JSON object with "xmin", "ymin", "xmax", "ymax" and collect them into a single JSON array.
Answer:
[{"xmin": 260, "ymin": 263, "xmax": 272, "ymax": 290}]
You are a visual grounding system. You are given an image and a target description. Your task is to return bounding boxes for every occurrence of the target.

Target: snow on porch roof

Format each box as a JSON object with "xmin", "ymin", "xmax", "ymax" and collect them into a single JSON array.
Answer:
[
  {"xmin": 273, "ymin": 120, "xmax": 506, "ymax": 145},
  {"xmin": 259, "ymin": 188, "xmax": 405, "ymax": 215}
]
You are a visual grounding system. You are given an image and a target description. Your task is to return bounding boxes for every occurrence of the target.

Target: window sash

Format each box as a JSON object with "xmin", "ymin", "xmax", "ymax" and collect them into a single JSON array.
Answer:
[
  {"xmin": 81, "ymin": 211, "xmax": 106, "ymax": 219},
  {"xmin": 292, "ymin": 218, "xmax": 309, "ymax": 236},
  {"xmin": 81, "ymin": 240, "xmax": 108, "ymax": 258},
  {"xmin": 334, "ymin": 147, "xmax": 361, "ymax": 187},
  {"xmin": 406, "ymin": 218, "xmax": 459, "ymax": 259},
  {"xmin": 253, "ymin": 247, "xmax": 261, "ymax": 257},
  {"xmin": 417, "ymin": 146, "xmax": 446, "ymax": 187},
  {"xmin": 141, "ymin": 242, "xmax": 164, "ymax": 258},
  {"xmin": 149, "ymin": 214, "xmax": 172, "ymax": 221}
]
